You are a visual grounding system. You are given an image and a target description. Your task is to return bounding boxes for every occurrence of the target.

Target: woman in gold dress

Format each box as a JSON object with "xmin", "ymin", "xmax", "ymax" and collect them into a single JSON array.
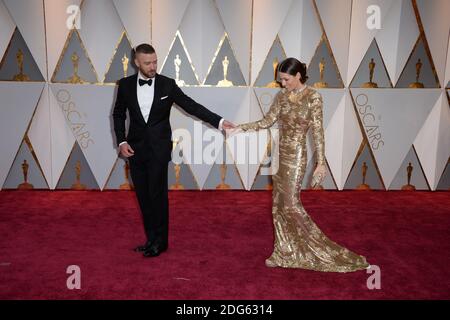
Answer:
[{"xmin": 234, "ymin": 58, "xmax": 369, "ymax": 272}]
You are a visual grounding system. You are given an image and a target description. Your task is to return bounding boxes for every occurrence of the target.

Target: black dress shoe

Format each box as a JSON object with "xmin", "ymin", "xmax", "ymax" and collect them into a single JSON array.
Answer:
[
  {"xmin": 143, "ymin": 244, "xmax": 168, "ymax": 257},
  {"xmin": 134, "ymin": 241, "xmax": 153, "ymax": 252}
]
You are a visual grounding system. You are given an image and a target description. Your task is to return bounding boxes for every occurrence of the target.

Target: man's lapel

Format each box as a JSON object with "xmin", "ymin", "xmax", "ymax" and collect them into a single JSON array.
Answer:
[
  {"xmin": 147, "ymin": 74, "xmax": 163, "ymax": 123},
  {"xmin": 130, "ymin": 73, "xmax": 147, "ymax": 124}
]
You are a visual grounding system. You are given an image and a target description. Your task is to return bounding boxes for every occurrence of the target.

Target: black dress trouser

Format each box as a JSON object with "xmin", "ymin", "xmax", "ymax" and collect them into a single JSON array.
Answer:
[{"xmin": 128, "ymin": 153, "xmax": 169, "ymax": 247}]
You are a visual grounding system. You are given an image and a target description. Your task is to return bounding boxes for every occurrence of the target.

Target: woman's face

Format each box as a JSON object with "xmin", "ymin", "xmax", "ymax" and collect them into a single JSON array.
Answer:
[{"xmin": 279, "ymin": 72, "xmax": 302, "ymax": 91}]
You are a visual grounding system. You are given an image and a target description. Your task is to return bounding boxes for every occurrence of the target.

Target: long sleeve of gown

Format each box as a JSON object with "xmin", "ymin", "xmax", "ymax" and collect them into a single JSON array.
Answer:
[
  {"xmin": 238, "ymin": 92, "xmax": 281, "ymax": 131},
  {"xmin": 310, "ymin": 91, "xmax": 326, "ymax": 166}
]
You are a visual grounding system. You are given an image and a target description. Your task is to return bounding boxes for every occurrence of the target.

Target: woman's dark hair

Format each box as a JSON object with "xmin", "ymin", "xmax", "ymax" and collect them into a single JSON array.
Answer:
[{"xmin": 278, "ymin": 58, "xmax": 308, "ymax": 84}]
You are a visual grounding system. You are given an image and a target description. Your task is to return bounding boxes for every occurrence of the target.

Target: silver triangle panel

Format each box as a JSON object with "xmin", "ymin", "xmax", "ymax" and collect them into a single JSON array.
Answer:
[
  {"xmin": 436, "ymin": 160, "xmax": 450, "ymax": 191},
  {"xmin": 389, "ymin": 146, "xmax": 430, "ymax": 190},
  {"xmin": 250, "ymin": 144, "xmax": 273, "ymax": 190},
  {"xmin": 203, "ymin": 35, "xmax": 246, "ymax": 87},
  {"xmin": 0, "ymin": 28, "xmax": 45, "ymax": 82},
  {"xmin": 104, "ymin": 33, "xmax": 137, "ymax": 84},
  {"xmin": 254, "ymin": 36, "xmax": 287, "ymax": 88},
  {"xmin": 160, "ymin": 33, "xmax": 199, "ymax": 86},
  {"xmin": 344, "ymin": 143, "xmax": 384, "ymax": 190},
  {"xmin": 350, "ymin": 39, "xmax": 392, "ymax": 88},
  {"xmin": 2, "ymin": 139, "xmax": 48, "ymax": 189},
  {"xmin": 56, "ymin": 142, "xmax": 100, "ymax": 190},
  {"xmin": 52, "ymin": 30, "xmax": 98, "ymax": 84},
  {"xmin": 104, "ymin": 157, "xmax": 134, "ymax": 190},
  {"xmin": 203, "ymin": 143, "xmax": 244, "ymax": 190},
  {"xmin": 307, "ymin": 37, "xmax": 344, "ymax": 88},
  {"xmin": 395, "ymin": 38, "xmax": 440, "ymax": 88},
  {"xmin": 168, "ymin": 162, "xmax": 199, "ymax": 190},
  {"xmin": 203, "ymin": 163, "xmax": 243, "ymax": 190}
]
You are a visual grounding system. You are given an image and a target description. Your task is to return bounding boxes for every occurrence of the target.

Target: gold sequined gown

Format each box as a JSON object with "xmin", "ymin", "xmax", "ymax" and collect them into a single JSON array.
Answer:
[{"xmin": 238, "ymin": 86, "xmax": 369, "ymax": 272}]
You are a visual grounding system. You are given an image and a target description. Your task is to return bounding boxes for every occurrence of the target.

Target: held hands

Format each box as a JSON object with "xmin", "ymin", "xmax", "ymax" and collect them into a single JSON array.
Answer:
[
  {"xmin": 119, "ymin": 143, "xmax": 135, "ymax": 158},
  {"xmin": 311, "ymin": 164, "xmax": 326, "ymax": 189},
  {"xmin": 222, "ymin": 120, "xmax": 236, "ymax": 130},
  {"xmin": 222, "ymin": 120, "xmax": 241, "ymax": 138}
]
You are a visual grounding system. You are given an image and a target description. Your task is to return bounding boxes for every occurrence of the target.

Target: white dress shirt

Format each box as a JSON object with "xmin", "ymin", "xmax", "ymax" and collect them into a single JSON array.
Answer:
[{"xmin": 137, "ymin": 71, "xmax": 155, "ymax": 123}]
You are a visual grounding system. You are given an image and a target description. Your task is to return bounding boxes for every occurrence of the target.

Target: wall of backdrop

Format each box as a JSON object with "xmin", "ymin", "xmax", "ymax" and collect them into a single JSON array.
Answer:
[{"xmin": 0, "ymin": 0, "xmax": 449, "ymax": 191}]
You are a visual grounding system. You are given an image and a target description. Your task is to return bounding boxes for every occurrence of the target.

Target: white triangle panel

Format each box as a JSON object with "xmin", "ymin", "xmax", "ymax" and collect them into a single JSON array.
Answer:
[
  {"xmin": 278, "ymin": 0, "xmax": 302, "ymax": 60},
  {"xmin": 215, "ymin": 0, "xmax": 252, "ymax": 85},
  {"xmin": 351, "ymin": 88, "xmax": 440, "ymax": 188},
  {"xmin": 152, "ymin": 0, "xmax": 190, "ymax": 67},
  {"xmin": 416, "ymin": 0, "xmax": 450, "ymax": 87},
  {"xmin": 278, "ymin": 0, "xmax": 323, "ymax": 64},
  {"xmin": 239, "ymin": 89, "xmax": 264, "ymax": 190},
  {"xmin": 78, "ymin": 0, "xmax": 124, "ymax": 82},
  {"xmin": 340, "ymin": 90, "xmax": 364, "ymax": 190},
  {"xmin": 316, "ymin": 0, "xmax": 352, "ymax": 86},
  {"xmin": 347, "ymin": 0, "xmax": 396, "ymax": 85},
  {"xmin": 3, "ymin": 0, "xmax": 47, "ymax": 79},
  {"xmin": 179, "ymin": 0, "xmax": 225, "ymax": 82},
  {"xmin": 321, "ymin": 89, "xmax": 360, "ymax": 189},
  {"xmin": 50, "ymin": 84, "xmax": 119, "ymax": 190},
  {"xmin": 0, "ymin": 0, "xmax": 16, "ymax": 60},
  {"xmin": 251, "ymin": 0, "xmax": 292, "ymax": 85},
  {"xmin": 0, "ymin": 82, "xmax": 44, "ymax": 188},
  {"xmin": 375, "ymin": 0, "xmax": 419, "ymax": 85},
  {"xmin": 281, "ymin": 0, "xmax": 322, "ymax": 65},
  {"xmin": 28, "ymin": 85, "xmax": 75, "ymax": 189},
  {"xmin": 304, "ymin": 89, "xmax": 342, "ymax": 167},
  {"xmin": 414, "ymin": 93, "xmax": 450, "ymax": 190},
  {"xmin": 27, "ymin": 84, "xmax": 52, "ymax": 187},
  {"xmin": 44, "ymin": 0, "xmax": 83, "ymax": 84},
  {"xmin": 324, "ymin": 94, "xmax": 346, "ymax": 189},
  {"xmin": 113, "ymin": 0, "xmax": 151, "ymax": 47}
]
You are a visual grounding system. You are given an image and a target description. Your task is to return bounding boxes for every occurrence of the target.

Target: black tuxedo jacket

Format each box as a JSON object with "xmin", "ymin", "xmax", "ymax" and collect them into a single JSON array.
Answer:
[{"xmin": 113, "ymin": 73, "xmax": 222, "ymax": 163}]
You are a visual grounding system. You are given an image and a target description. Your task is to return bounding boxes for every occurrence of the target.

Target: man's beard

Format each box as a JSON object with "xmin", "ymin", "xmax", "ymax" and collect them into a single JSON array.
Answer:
[{"xmin": 141, "ymin": 69, "xmax": 156, "ymax": 79}]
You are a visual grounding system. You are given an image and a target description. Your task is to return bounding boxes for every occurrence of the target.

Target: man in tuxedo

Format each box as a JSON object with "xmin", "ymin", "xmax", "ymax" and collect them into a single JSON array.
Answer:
[{"xmin": 113, "ymin": 44, "xmax": 235, "ymax": 257}]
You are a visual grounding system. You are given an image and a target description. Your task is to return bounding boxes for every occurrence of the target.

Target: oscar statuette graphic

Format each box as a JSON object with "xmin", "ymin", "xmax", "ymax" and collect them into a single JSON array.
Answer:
[
  {"xmin": 174, "ymin": 54, "xmax": 186, "ymax": 87},
  {"xmin": 266, "ymin": 58, "xmax": 281, "ymax": 88},
  {"xmin": 120, "ymin": 160, "xmax": 133, "ymax": 190},
  {"xmin": 357, "ymin": 162, "xmax": 371, "ymax": 190},
  {"xmin": 18, "ymin": 160, "xmax": 33, "ymax": 190},
  {"xmin": 71, "ymin": 161, "xmax": 86, "ymax": 190},
  {"xmin": 68, "ymin": 52, "xmax": 84, "ymax": 84},
  {"xmin": 216, "ymin": 140, "xmax": 230, "ymax": 190},
  {"xmin": 216, "ymin": 165, "xmax": 231, "ymax": 190},
  {"xmin": 401, "ymin": 162, "xmax": 416, "ymax": 191},
  {"xmin": 13, "ymin": 49, "xmax": 30, "ymax": 81},
  {"xmin": 121, "ymin": 54, "xmax": 129, "ymax": 78},
  {"xmin": 362, "ymin": 58, "xmax": 378, "ymax": 88},
  {"xmin": 170, "ymin": 139, "xmax": 185, "ymax": 190},
  {"xmin": 314, "ymin": 58, "xmax": 328, "ymax": 88},
  {"xmin": 217, "ymin": 56, "xmax": 233, "ymax": 87},
  {"xmin": 409, "ymin": 59, "xmax": 424, "ymax": 88}
]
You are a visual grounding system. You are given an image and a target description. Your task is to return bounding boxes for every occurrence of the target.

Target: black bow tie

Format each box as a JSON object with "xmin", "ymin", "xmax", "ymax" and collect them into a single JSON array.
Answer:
[{"xmin": 139, "ymin": 78, "xmax": 153, "ymax": 86}]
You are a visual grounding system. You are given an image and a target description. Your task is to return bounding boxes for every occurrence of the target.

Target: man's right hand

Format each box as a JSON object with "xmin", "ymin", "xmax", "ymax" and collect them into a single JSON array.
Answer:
[{"xmin": 119, "ymin": 143, "xmax": 135, "ymax": 158}]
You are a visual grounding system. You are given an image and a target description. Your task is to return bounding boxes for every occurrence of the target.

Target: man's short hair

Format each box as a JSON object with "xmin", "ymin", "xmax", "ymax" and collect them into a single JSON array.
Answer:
[{"xmin": 134, "ymin": 44, "xmax": 156, "ymax": 56}]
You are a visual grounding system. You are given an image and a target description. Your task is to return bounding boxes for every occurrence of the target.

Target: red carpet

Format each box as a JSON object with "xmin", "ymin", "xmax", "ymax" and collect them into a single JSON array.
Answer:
[{"xmin": 0, "ymin": 190, "xmax": 449, "ymax": 300}]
